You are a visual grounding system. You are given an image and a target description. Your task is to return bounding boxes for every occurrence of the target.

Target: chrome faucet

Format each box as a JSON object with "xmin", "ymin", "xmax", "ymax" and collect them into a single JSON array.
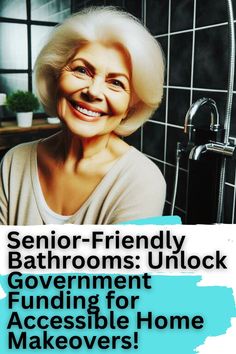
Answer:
[
  {"xmin": 184, "ymin": 97, "xmax": 236, "ymax": 161},
  {"xmin": 184, "ymin": 97, "xmax": 220, "ymax": 144},
  {"xmin": 189, "ymin": 141, "xmax": 236, "ymax": 160}
]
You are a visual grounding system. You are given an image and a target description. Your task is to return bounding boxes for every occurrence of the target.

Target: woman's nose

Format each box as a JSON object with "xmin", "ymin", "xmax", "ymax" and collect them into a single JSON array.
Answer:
[{"xmin": 83, "ymin": 77, "xmax": 104, "ymax": 101}]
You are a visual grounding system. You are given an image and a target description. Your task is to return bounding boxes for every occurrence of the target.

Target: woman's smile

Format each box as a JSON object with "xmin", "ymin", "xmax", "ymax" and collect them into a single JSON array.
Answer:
[{"xmin": 68, "ymin": 100, "xmax": 106, "ymax": 121}]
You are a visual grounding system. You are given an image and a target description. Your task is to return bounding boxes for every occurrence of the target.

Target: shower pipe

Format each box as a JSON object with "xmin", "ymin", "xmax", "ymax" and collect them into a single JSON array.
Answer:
[
  {"xmin": 170, "ymin": 142, "xmax": 182, "ymax": 215},
  {"xmin": 217, "ymin": 0, "xmax": 235, "ymax": 222}
]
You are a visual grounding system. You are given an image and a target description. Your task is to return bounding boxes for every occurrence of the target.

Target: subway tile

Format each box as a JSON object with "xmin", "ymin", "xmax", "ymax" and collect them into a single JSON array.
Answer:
[
  {"xmin": 234, "ymin": 193, "xmax": 236, "ymax": 224},
  {"xmin": 165, "ymin": 164, "xmax": 187, "ymax": 212},
  {"xmin": 105, "ymin": 0, "xmax": 124, "ymax": 7},
  {"xmin": 169, "ymin": 32, "xmax": 193, "ymax": 87},
  {"xmin": 123, "ymin": 0, "xmax": 142, "ymax": 19},
  {"xmin": 124, "ymin": 127, "xmax": 141, "ymax": 150},
  {"xmin": 171, "ymin": 0, "xmax": 194, "ymax": 32},
  {"xmin": 225, "ymin": 159, "xmax": 236, "ymax": 185},
  {"xmin": 83, "ymin": 0, "xmax": 105, "ymax": 8},
  {"xmin": 166, "ymin": 126, "xmax": 188, "ymax": 168},
  {"xmin": 151, "ymin": 88, "xmax": 166, "ymax": 123},
  {"xmin": 196, "ymin": 0, "xmax": 228, "ymax": 28},
  {"xmin": 146, "ymin": 0, "xmax": 168, "ymax": 35},
  {"xmin": 230, "ymin": 93, "xmax": 236, "ymax": 138},
  {"xmin": 164, "ymin": 202, "xmax": 186, "ymax": 224},
  {"xmin": 168, "ymin": 88, "xmax": 190, "ymax": 126},
  {"xmin": 224, "ymin": 184, "xmax": 234, "ymax": 223},
  {"xmin": 71, "ymin": 0, "xmax": 85, "ymax": 11},
  {"xmin": 173, "ymin": 207, "xmax": 186, "ymax": 223},
  {"xmin": 163, "ymin": 202, "xmax": 171, "ymax": 215},
  {"xmin": 194, "ymin": 26, "xmax": 228, "ymax": 90},
  {"xmin": 157, "ymin": 36, "xmax": 168, "ymax": 84},
  {"xmin": 142, "ymin": 121, "xmax": 165, "ymax": 161},
  {"xmin": 235, "ymin": 23, "xmax": 236, "ymax": 91}
]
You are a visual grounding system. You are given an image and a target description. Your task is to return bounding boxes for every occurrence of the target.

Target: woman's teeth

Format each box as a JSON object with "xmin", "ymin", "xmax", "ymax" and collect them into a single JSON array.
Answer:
[{"xmin": 74, "ymin": 103, "xmax": 102, "ymax": 117}]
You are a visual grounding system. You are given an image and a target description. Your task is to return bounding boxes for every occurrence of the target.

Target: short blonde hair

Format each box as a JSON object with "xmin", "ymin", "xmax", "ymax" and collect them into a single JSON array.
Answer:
[{"xmin": 34, "ymin": 6, "xmax": 164, "ymax": 136}]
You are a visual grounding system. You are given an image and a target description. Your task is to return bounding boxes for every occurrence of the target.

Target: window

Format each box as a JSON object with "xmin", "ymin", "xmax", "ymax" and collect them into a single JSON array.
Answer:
[{"xmin": 0, "ymin": 0, "xmax": 71, "ymax": 118}]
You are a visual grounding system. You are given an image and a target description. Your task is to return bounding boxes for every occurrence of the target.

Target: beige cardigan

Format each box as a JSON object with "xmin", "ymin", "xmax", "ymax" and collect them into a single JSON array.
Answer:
[{"xmin": 0, "ymin": 141, "xmax": 166, "ymax": 225}]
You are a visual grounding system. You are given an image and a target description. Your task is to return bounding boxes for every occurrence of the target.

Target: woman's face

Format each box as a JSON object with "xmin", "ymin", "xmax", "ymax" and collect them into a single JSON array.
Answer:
[{"xmin": 57, "ymin": 42, "xmax": 131, "ymax": 138}]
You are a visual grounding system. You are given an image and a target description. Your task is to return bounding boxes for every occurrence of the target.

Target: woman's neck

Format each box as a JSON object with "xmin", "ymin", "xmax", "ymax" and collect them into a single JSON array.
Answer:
[{"xmin": 50, "ymin": 129, "xmax": 113, "ymax": 163}]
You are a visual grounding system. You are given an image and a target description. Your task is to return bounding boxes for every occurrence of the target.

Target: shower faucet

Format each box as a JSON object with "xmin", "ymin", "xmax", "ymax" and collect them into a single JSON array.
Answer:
[
  {"xmin": 184, "ymin": 98, "xmax": 236, "ymax": 161},
  {"xmin": 172, "ymin": 97, "xmax": 235, "ymax": 222},
  {"xmin": 189, "ymin": 141, "xmax": 236, "ymax": 160},
  {"xmin": 184, "ymin": 97, "xmax": 220, "ymax": 144}
]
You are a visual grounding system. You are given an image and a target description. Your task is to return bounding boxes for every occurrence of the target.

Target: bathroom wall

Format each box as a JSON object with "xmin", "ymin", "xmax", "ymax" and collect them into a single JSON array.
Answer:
[
  {"xmin": 73, "ymin": 0, "xmax": 236, "ymax": 223},
  {"xmin": 138, "ymin": 0, "xmax": 236, "ymax": 223}
]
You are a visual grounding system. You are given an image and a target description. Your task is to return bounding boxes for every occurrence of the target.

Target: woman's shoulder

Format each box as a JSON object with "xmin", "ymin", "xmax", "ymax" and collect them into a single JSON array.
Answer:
[
  {"xmin": 2, "ymin": 140, "xmax": 38, "ymax": 165},
  {"xmin": 124, "ymin": 147, "xmax": 164, "ymax": 179}
]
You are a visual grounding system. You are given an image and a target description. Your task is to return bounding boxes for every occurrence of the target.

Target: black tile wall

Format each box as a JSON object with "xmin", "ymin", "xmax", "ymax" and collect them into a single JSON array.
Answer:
[
  {"xmin": 224, "ymin": 184, "xmax": 234, "ymax": 223},
  {"xmin": 146, "ymin": 0, "xmax": 168, "ymax": 35},
  {"xmin": 172, "ymin": 206, "xmax": 186, "ymax": 223},
  {"xmin": 165, "ymin": 164, "xmax": 187, "ymax": 211},
  {"xmin": 235, "ymin": 23, "xmax": 236, "ymax": 91},
  {"xmin": 194, "ymin": 26, "xmax": 228, "ymax": 90},
  {"xmin": 142, "ymin": 121, "xmax": 165, "ymax": 161},
  {"xmin": 105, "ymin": 0, "xmax": 124, "ymax": 7},
  {"xmin": 151, "ymin": 88, "xmax": 166, "ymax": 123},
  {"xmin": 171, "ymin": 0, "xmax": 194, "ymax": 32},
  {"xmin": 164, "ymin": 202, "xmax": 186, "ymax": 222},
  {"xmin": 105, "ymin": 0, "xmax": 143, "ymax": 19},
  {"xmin": 134, "ymin": 0, "xmax": 236, "ymax": 224},
  {"xmin": 71, "ymin": 0, "xmax": 83, "ymax": 12},
  {"xmin": 169, "ymin": 32, "xmax": 193, "ymax": 86},
  {"xmin": 168, "ymin": 88, "xmax": 190, "ymax": 126},
  {"xmin": 196, "ymin": 0, "xmax": 228, "ymax": 28},
  {"xmin": 230, "ymin": 94, "xmax": 236, "ymax": 137},
  {"xmin": 125, "ymin": 127, "xmax": 141, "ymax": 151},
  {"xmin": 166, "ymin": 126, "xmax": 187, "ymax": 167},
  {"xmin": 123, "ymin": 0, "xmax": 142, "ymax": 19},
  {"xmin": 163, "ymin": 202, "xmax": 171, "ymax": 216},
  {"xmin": 225, "ymin": 159, "xmax": 236, "ymax": 185},
  {"xmin": 73, "ymin": 0, "xmax": 236, "ymax": 223},
  {"xmin": 157, "ymin": 36, "xmax": 168, "ymax": 83}
]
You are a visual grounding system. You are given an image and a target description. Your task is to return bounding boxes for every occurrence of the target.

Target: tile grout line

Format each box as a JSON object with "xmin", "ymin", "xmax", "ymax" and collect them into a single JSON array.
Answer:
[
  {"xmin": 165, "ymin": 200, "xmax": 186, "ymax": 214},
  {"xmin": 225, "ymin": 182, "xmax": 236, "ymax": 188},
  {"xmin": 163, "ymin": 0, "xmax": 171, "ymax": 177},
  {"xmin": 140, "ymin": 0, "xmax": 146, "ymax": 152},
  {"xmin": 164, "ymin": 85, "xmax": 233, "ymax": 93},
  {"xmin": 154, "ymin": 20, "xmax": 230, "ymax": 38},
  {"xmin": 190, "ymin": 0, "xmax": 196, "ymax": 105},
  {"xmin": 148, "ymin": 120, "xmax": 184, "ymax": 129},
  {"xmin": 145, "ymin": 154, "xmax": 188, "ymax": 172}
]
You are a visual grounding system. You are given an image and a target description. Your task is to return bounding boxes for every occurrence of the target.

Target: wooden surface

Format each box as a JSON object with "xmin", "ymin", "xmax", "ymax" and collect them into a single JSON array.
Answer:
[
  {"xmin": 0, "ymin": 119, "xmax": 61, "ymax": 152},
  {"xmin": 0, "ymin": 119, "xmax": 61, "ymax": 133}
]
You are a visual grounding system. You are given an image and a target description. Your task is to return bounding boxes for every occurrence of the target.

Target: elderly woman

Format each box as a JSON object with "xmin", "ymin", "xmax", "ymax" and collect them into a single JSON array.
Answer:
[{"xmin": 0, "ymin": 6, "xmax": 166, "ymax": 225}]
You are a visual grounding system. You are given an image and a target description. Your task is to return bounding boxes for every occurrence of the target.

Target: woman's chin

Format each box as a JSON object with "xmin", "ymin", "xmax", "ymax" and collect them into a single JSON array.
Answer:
[{"xmin": 62, "ymin": 119, "xmax": 105, "ymax": 139}]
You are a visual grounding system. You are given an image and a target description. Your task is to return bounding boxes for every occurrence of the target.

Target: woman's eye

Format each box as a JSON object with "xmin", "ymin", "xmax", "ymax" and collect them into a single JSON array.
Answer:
[
  {"xmin": 110, "ymin": 79, "xmax": 125, "ymax": 89},
  {"xmin": 74, "ymin": 66, "xmax": 90, "ymax": 75}
]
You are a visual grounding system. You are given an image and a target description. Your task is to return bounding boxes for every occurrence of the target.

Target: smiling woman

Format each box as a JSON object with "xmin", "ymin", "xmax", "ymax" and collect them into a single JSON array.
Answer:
[
  {"xmin": 0, "ymin": 6, "xmax": 166, "ymax": 225},
  {"xmin": 57, "ymin": 42, "xmax": 131, "ymax": 138}
]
